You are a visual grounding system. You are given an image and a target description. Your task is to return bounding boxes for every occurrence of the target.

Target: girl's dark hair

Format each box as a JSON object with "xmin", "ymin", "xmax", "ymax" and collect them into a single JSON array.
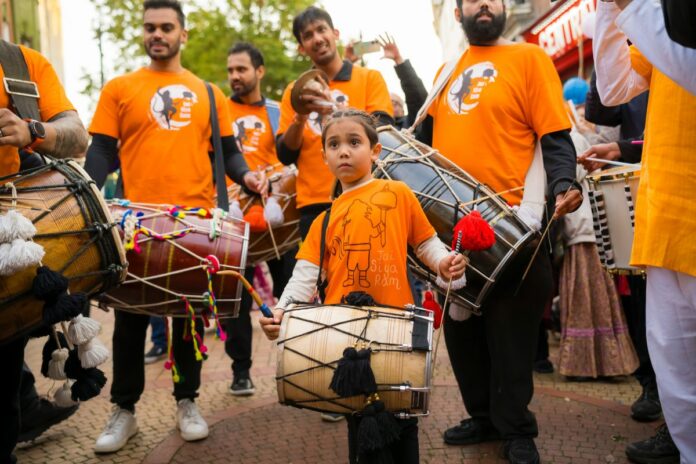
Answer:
[{"xmin": 321, "ymin": 109, "xmax": 379, "ymax": 148}]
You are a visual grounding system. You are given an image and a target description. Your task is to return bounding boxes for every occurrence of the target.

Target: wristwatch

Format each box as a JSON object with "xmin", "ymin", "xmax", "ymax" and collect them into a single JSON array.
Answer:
[{"xmin": 25, "ymin": 119, "xmax": 46, "ymax": 150}]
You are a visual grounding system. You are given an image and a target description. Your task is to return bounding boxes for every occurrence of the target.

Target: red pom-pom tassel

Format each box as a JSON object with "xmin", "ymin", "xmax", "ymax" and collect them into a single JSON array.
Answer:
[
  {"xmin": 453, "ymin": 211, "xmax": 495, "ymax": 251},
  {"xmin": 422, "ymin": 290, "xmax": 443, "ymax": 329},
  {"xmin": 244, "ymin": 205, "xmax": 268, "ymax": 233}
]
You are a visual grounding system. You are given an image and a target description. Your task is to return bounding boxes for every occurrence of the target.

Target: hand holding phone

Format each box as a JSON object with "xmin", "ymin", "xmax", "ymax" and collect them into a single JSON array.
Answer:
[{"xmin": 352, "ymin": 39, "xmax": 381, "ymax": 57}]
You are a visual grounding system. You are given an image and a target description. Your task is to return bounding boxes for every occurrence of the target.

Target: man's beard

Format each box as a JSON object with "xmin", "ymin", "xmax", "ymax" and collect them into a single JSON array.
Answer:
[
  {"xmin": 232, "ymin": 78, "xmax": 257, "ymax": 98},
  {"xmin": 460, "ymin": 9, "xmax": 506, "ymax": 45},
  {"xmin": 145, "ymin": 40, "xmax": 180, "ymax": 61}
]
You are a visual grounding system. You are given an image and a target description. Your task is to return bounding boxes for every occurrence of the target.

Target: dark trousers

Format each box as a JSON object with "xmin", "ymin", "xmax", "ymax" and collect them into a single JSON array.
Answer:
[
  {"xmin": 0, "ymin": 337, "xmax": 25, "ymax": 464},
  {"xmin": 444, "ymin": 250, "xmax": 552, "ymax": 439},
  {"xmin": 346, "ymin": 416, "xmax": 419, "ymax": 464},
  {"xmin": 621, "ymin": 275, "xmax": 656, "ymax": 388},
  {"xmin": 111, "ymin": 310, "xmax": 204, "ymax": 410},
  {"xmin": 19, "ymin": 363, "xmax": 39, "ymax": 412},
  {"xmin": 225, "ymin": 250, "xmax": 296, "ymax": 375}
]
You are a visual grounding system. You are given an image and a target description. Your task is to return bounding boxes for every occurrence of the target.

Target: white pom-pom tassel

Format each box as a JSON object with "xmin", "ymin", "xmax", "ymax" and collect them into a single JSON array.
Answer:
[
  {"xmin": 229, "ymin": 200, "xmax": 244, "ymax": 220},
  {"xmin": 0, "ymin": 239, "xmax": 45, "ymax": 276},
  {"xmin": 67, "ymin": 315, "xmax": 101, "ymax": 345},
  {"xmin": 436, "ymin": 271, "xmax": 467, "ymax": 291},
  {"xmin": 77, "ymin": 337, "xmax": 110, "ymax": 368},
  {"xmin": 47, "ymin": 348, "xmax": 69, "ymax": 380},
  {"xmin": 263, "ymin": 197, "xmax": 284, "ymax": 227},
  {"xmin": 54, "ymin": 380, "xmax": 78, "ymax": 407},
  {"xmin": 0, "ymin": 210, "xmax": 37, "ymax": 242}
]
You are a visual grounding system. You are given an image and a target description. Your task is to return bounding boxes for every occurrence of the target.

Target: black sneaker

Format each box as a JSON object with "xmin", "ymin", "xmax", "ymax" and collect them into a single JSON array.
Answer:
[
  {"xmin": 144, "ymin": 345, "xmax": 166, "ymax": 364},
  {"xmin": 444, "ymin": 418, "xmax": 501, "ymax": 445},
  {"xmin": 503, "ymin": 438, "xmax": 540, "ymax": 464},
  {"xmin": 229, "ymin": 374, "xmax": 255, "ymax": 396},
  {"xmin": 533, "ymin": 359, "xmax": 554, "ymax": 374},
  {"xmin": 625, "ymin": 424, "xmax": 680, "ymax": 464},
  {"xmin": 18, "ymin": 398, "xmax": 79, "ymax": 443},
  {"xmin": 631, "ymin": 384, "xmax": 662, "ymax": 422}
]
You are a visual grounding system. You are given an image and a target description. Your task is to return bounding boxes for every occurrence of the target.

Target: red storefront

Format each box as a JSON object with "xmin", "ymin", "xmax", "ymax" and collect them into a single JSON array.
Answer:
[{"xmin": 523, "ymin": 0, "xmax": 597, "ymax": 81}]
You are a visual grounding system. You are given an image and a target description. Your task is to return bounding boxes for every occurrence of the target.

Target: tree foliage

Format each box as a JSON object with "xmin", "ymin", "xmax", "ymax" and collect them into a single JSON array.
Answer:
[{"xmin": 85, "ymin": 0, "xmax": 316, "ymax": 102}]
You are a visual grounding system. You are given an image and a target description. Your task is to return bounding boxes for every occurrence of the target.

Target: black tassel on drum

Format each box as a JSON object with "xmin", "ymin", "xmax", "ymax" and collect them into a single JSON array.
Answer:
[
  {"xmin": 340, "ymin": 291, "xmax": 377, "ymax": 307},
  {"xmin": 64, "ymin": 353, "xmax": 107, "ymax": 401},
  {"xmin": 32, "ymin": 266, "xmax": 88, "ymax": 325},
  {"xmin": 357, "ymin": 399, "xmax": 401, "ymax": 464},
  {"xmin": 330, "ymin": 347, "xmax": 377, "ymax": 397}
]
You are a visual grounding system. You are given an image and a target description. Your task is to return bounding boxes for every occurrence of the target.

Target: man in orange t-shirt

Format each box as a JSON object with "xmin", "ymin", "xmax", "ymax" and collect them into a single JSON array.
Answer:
[
  {"xmin": 223, "ymin": 42, "xmax": 295, "ymax": 397},
  {"xmin": 277, "ymin": 6, "xmax": 393, "ymax": 241},
  {"xmin": 0, "ymin": 40, "xmax": 88, "ymax": 464},
  {"xmin": 418, "ymin": 1, "xmax": 581, "ymax": 462},
  {"xmin": 84, "ymin": 0, "xmax": 263, "ymax": 453}
]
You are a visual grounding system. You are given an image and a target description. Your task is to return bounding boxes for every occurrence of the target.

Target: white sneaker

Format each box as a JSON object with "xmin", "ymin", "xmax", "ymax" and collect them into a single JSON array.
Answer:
[
  {"xmin": 176, "ymin": 399, "xmax": 209, "ymax": 441},
  {"xmin": 94, "ymin": 406, "xmax": 138, "ymax": 453}
]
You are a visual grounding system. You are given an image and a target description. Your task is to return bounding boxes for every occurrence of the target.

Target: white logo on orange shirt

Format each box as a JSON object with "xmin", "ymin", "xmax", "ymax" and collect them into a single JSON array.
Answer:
[
  {"xmin": 308, "ymin": 89, "xmax": 349, "ymax": 135},
  {"xmin": 447, "ymin": 61, "xmax": 498, "ymax": 115},
  {"xmin": 149, "ymin": 85, "xmax": 198, "ymax": 130},
  {"xmin": 233, "ymin": 115, "xmax": 266, "ymax": 153}
]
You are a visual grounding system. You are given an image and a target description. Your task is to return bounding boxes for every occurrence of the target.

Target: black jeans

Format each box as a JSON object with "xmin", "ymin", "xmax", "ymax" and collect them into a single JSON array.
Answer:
[
  {"xmin": 0, "ymin": 337, "xmax": 25, "ymax": 464},
  {"xmin": 111, "ymin": 310, "xmax": 204, "ymax": 410},
  {"xmin": 225, "ymin": 249, "xmax": 296, "ymax": 375},
  {"xmin": 444, "ymin": 249, "xmax": 552, "ymax": 439},
  {"xmin": 346, "ymin": 415, "xmax": 419, "ymax": 464},
  {"xmin": 621, "ymin": 275, "xmax": 656, "ymax": 388}
]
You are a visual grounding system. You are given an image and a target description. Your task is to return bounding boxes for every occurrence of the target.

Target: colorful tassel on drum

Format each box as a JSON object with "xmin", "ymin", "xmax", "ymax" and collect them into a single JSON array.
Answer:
[
  {"xmin": 422, "ymin": 290, "xmax": 443, "ymax": 329},
  {"xmin": 356, "ymin": 395, "xmax": 401, "ymax": 464},
  {"xmin": 163, "ymin": 317, "xmax": 183, "ymax": 384},
  {"xmin": 204, "ymin": 256, "xmax": 227, "ymax": 341},
  {"xmin": 182, "ymin": 296, "xmax": 208, "ymax": 362},
  {"xmin": 453, "ymin": 210, "xmax": 495, "ymax": 251},
  {"xmin": 244, "ymin": 204, "xmax": 267, "ymax": 232},
  {"xmin": 329, "ymin": 346, "xmax": 378, "ymax": 398}
]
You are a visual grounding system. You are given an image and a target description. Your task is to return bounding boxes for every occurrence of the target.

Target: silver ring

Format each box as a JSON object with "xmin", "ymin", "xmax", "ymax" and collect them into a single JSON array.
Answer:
[{"xmin": 0, "ymin": 127, "xmax": 4, "ymax": 137}]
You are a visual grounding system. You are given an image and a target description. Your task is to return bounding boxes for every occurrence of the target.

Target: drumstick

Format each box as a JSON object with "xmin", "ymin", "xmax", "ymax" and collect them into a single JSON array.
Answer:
[
  {"xmin": 432, "ymin": 231, "xmax": 462, "ymax": 370},
  {"xmin": 215, "ymin": 269, "xmax": 274, "ymax": 318},
  {"xmin": 258, "ymin": 168, "xmax": 282, "ymax": 261},
  {"xmin": 458, "ymin": 186, "xmax": 525, "ymax": 208},
  {"xmin": 585, "ymin": 157, "xmax": 638, "ymax": 168}
]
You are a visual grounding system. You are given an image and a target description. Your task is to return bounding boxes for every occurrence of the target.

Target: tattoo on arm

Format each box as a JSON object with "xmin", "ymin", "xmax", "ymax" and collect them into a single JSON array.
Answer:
[{"xmin": 47, "ymin": 111, "xmax": 89, "ymax": 158}]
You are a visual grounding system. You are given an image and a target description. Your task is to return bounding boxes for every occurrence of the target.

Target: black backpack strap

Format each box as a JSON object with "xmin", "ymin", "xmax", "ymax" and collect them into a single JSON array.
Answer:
[
  {"xmin": 0, "ymin": 40, "xmax": 40, "ymax": 120},
  {"xmin": 316, "ymin": 207, "xmax": 332, "ymax": 302},
  {"xmin": 204, "ymin": 82, "xmax": 230, "ymax": 212}
]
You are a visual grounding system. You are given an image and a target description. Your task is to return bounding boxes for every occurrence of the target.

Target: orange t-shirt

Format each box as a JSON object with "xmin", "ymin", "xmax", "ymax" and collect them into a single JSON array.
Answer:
[
  {"xmin": 428, "ymin": 43, "xmax": 570, "ymax": 205},
  {"xmin": 278, "ymin": 62, "xmax": 393, "ymax": 208},
  {"xmin": 0, "ymin": 45, "xmax": 75, "ymax": 177},
  {"xmin": 297, "ymin": 179, "xmax": 435, "ymax": 307},
  {"xmin": 226, "ymin": 97, "xmax": 280, "ymax": 186},
  {"xmin": 89, "ymin": 68, "xmax": 233, "ymax": 208}
]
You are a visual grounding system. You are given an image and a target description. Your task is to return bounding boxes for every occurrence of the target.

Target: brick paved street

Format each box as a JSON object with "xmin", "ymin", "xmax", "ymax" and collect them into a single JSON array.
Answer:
[{"xmin": 15, "ymin": 306, "xmax": 659, "ymax": 463}]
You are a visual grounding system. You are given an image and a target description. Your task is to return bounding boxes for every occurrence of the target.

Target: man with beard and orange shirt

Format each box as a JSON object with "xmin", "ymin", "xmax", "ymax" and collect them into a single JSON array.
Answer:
[
  {"xmin": 417, "ymin": 1, "xmax": 581, "ymax": 462},
  {"xmin": 223, "ymin": 41, "xmax": 294, "ymax": 397},
  {"xmin": 84, "ymin": 0, "xmax": 263, "ymax": 454}
]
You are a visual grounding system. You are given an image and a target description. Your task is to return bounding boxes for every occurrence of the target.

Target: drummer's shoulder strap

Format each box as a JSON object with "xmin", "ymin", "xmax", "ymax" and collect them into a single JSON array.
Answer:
[
  {"xmin": 316, "ymin": 207, "xmax": 332, "ymax": 302},
  {"xmin": 204, "ymin": 81, "xmax": 230, "ymax": 212},
  {"xmin": 264, "ymin": 98, "xmax": 280, "ymax": 136},
  {"xmin": 407, "ymin": 52, "xmax": 463, "ymax": 133},
  {"xmin": 0, "ymin": 40, "xmax": 41, "ymax": 121}
]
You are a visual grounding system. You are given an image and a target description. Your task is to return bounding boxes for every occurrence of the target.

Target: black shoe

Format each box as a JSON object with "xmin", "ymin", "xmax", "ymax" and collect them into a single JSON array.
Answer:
[
  {"xmin": 631, "ymin": 385, "xmax": 662, "ymax": 422},
  {"xmin": 18, "ymin": 398, "xmax": 79, "ymax": 442},
  {"xmin": 443, "ymin": 418, "xmax": 501, "ymax": 445},
  {"xmin": 533, "ymin": 359, "xmax": 554, "ymax": 374},
  {"xmin": 503, "ymin": 438, "xmax": 540, "ymax": 464},
  {"xmin": 625, "ymin": 424, "xmax": 680, "ymax": 464},
  {"xmin": 229, "ymin": 373, "xmax": 255, "ymax": 396},
  {"xmin": 144, "ymin": 345, "xmax": 166, "ymax": 364}
]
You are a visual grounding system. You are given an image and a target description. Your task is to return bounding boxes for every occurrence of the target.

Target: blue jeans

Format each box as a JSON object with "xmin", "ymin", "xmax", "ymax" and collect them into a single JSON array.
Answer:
[{"xmin": 150, "ymin": 317, "xmax": 166, "ymax": 349}]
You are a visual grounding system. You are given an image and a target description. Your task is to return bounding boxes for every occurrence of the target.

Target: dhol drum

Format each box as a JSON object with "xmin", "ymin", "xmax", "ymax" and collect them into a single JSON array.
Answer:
[
  {"xmin": 375, "ymin": 126, "xmax": 539, "ymax": 311},
  {"xmin": 0, "ymin": 160, "xmax": 127, "ymax": 344},
  {"xmin": 227, "ymin": 164, "xmax": 300, "ymax": 264},
  {"xmin": 100, "ymin": 202, "xmax": 249, "ymax": 318},
  {"xmin": 586, "ymin": 164, "xmax": 641, "ymax": 274},
  {"xmin": 276, "ymin": 303, "xmax": 433, "ymax": 416}
]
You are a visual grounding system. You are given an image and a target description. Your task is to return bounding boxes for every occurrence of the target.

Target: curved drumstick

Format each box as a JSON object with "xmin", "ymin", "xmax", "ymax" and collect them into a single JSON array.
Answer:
[{"xmin": 215, "ymin": 269, "xmax": 274, "ymax": 318}]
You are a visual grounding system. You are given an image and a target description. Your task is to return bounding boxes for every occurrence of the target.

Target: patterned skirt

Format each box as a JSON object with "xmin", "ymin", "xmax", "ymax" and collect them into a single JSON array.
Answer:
[{"xmin": 558, "ymin": 243, "xmax": 639, "ymax": 377}]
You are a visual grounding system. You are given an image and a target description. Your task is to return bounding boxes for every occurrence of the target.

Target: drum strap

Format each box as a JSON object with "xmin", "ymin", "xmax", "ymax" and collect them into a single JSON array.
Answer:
[
  {"xmin": 205, "ymin": 82, "xmax": 230, "ymax": 212},
  {"xmin": 0, "ymin": 40, "xmax": 41, "ymax": 121},
  {"xmin": 316, "ymin": 207, "xmax": 332, "ymax": 302},
  {"xmin": 265, "ymin": 99, "xmax": 281, "ymax": 136}
]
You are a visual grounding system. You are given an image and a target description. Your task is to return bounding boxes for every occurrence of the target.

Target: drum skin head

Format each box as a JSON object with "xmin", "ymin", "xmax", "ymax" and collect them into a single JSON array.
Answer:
[{"xmin": 291, "ymin": 69, "xmax": 331, "ymax": 115}]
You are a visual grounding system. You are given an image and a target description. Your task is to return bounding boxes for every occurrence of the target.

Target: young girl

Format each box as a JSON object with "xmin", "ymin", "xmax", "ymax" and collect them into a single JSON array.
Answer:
[{"xmin": 259, "ymin": 109, "xmax": 466, "ymax": 463}]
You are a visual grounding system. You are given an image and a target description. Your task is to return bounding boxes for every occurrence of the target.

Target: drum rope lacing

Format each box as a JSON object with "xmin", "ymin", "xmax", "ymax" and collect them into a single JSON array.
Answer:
[{"xmin": 276, "ymin": 304, "xmax": 418, "ymax": 410}]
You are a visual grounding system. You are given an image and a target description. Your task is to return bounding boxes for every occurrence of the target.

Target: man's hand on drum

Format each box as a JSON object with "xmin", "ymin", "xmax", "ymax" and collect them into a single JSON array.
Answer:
[
  {"xmin": 297, "ymin": 86, "xmax": 334, "ymax": 115},
  {"xmin": 553, "ymin": 188, "xmax": 583, "ymax": 219},
  {"xmin": 243, "ymin": 170, "xmax": 267, "ymax": 194},
  {"xmin": 577, "ymin": 142, "xmax": 621, "ymax": 173},
  {"xmin": 438, "ymin": 253, "xmax": 468, "ymax": 281},
  {"xmin": 0, "ymin": 108, "xmax": 32, "ymax": 148},
  {"xmin": 259, "ymin": 308, "xmax": 284, "ymax": 341}
]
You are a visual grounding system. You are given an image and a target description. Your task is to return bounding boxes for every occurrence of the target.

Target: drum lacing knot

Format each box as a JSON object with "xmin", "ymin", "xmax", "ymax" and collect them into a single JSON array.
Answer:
[
  {"xmin": 120, "ymin": 210, "xmax": 140, "ymax": 252},
  {"xmin": 201, "ymin": 255, "xmax": 228, "ymax": 341},
  {"xmin": 205, "ymin": 254, "xmax": 221, "ymax": 274},
  {"xmin": 209, "ymin": 208, "xmax": 224, "ymax": 240},
  {"xmin": 91, "ymin": 222, "xmax": 105, "ymax": 237}
]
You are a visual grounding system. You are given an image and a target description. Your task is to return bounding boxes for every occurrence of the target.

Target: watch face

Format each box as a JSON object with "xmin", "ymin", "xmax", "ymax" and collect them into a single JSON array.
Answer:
[{"xmin": 31, "ymin": 121, "xmax": 46, "ymax": 139}]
